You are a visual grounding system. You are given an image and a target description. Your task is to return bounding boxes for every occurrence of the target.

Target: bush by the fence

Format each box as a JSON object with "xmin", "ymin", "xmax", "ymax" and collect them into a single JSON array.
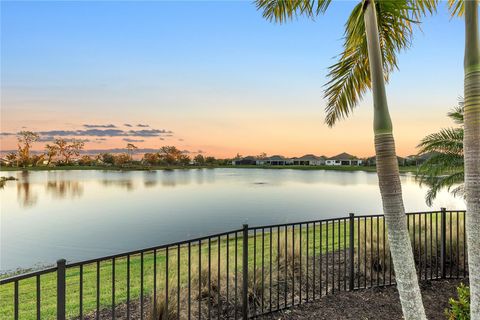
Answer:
[{"xmin": 445, "ymin": 283, "xmax": 470, "ymax": 320}]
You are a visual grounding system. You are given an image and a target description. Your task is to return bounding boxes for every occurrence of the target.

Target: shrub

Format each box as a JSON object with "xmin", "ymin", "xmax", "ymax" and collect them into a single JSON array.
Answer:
[{"xmin": 445, "ymin": 283, "xmax": 470, "ymax": 320}]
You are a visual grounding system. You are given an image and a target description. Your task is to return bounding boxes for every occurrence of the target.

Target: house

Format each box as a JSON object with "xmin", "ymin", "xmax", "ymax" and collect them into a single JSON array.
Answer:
[
  {"xmin": 325, "ymin": 152, "xmax": 362, "ymax": 166},
  {"xmin": 232, "ymin": 156, "xmax": 257, "ymax": 165},
  {"xmin": 264, "ymin": 155, "xmax": 292, "ymax": 166},
  {"xmin": 292, "ymin": 154, "xmax": 326, "ymax": 166}
]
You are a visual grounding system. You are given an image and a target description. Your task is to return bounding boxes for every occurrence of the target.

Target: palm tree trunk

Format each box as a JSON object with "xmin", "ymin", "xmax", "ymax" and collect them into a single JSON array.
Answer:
[
  {"xmin": 464, "ymin": 1, "xmax": 480, "ymax": 318},
  {"xmin": 363, "ymin": 2, "xmax": 426, "ymax": 319}
]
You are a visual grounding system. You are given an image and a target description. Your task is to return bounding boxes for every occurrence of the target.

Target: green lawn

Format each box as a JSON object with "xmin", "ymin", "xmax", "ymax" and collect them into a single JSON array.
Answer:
[
  {"xmin": 0, "ymin": 221, "xmax": 349, "ymax": 320},
  {"xmin": 1, "ymin": 213, "xmax": 462, "ymax": 320}
]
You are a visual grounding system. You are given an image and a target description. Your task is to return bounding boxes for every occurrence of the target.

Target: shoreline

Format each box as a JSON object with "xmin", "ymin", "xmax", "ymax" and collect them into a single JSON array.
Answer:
[{"xmin": 0, "ymin": 164, "xmax": 419, "ymax": 173}]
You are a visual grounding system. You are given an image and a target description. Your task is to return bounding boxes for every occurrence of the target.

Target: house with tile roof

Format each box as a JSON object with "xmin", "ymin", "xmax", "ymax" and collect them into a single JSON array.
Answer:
[
  {"xmin": 292, "ymin": 154, "xmax": 326, "ymax": 166},
  {"xmin": 325, "ymin": 152, "xmax": 362, "ymax": 166}
]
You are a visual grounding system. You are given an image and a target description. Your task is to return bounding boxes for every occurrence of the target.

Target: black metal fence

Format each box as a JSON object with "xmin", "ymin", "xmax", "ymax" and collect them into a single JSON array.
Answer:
[{"xmin": 0, "ymin": 209, "xmax": 467, "ymax": 320}]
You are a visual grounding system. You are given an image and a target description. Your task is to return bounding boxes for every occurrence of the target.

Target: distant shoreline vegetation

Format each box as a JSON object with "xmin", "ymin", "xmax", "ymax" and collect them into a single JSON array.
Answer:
[
  {"xmin": 0, "ymin": 164, "xmax": 419, "ymax": 173},
  {"xmin": 0, "ymin": 131, "xmax": 427, "ymax": 173}
]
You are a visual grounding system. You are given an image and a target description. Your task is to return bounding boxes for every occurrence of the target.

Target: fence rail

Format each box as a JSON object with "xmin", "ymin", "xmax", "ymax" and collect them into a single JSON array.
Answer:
[{"xmin": 0, "ymin": 209, "xmax": 467, "ymax": 320}]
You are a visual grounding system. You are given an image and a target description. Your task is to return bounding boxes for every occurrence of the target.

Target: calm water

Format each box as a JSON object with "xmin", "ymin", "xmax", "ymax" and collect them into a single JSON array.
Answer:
[{"xmin": 0, "ymin": 168, "xmax": 465, "ymax": 272}]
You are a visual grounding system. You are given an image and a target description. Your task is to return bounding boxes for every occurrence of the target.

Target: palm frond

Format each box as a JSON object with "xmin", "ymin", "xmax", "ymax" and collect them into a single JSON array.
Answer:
[
  {"xmin": 417, "ymin": 152, "xmax": 464, "ymax": 177},
  {"xmin": 421, "ymin": 171, "xmax": 464, "ymax": 206},
  {"xmin": 417, "ymin": 127, "xmax": 464, "ymax": 155},
  {"xmin": 254, "ymin": 0, "xmax": 332, "ymax": 24},
  {"xmin": 416, "ymin": 99, "xmax": 465, "ymax": 206},
  {"xmin": 408, "ymin": 0, "xmax": 439, "ymax": 21},
  {"xmin": 447, "ymin": 98, "xmax": 464, "ymax": 124},
  {"xmin": 448, "ymin": 0, "xmax": 464, "ymax": 17},
  {"xmin": 324, "ymin": 1, "xmax": 415, "ymax": 126}
]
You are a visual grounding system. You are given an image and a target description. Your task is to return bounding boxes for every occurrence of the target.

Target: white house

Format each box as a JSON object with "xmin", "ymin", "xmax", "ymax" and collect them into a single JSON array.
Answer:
[
  {"xmin": 292, "ymin": 154, "xmax": 326, "ymax": 166},
  {"xmin": 325, "ymin": 152, "xmax": 362, "ymax": 166}
]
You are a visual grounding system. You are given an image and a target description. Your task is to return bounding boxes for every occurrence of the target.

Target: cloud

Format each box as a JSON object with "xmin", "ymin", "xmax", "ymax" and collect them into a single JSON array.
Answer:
[
  {"xmin": 128, "ymin": 129, "xmax": 172, "ymax": 137},
  {"xmin": 95, "ymin": 138, "xmax": 107, "ymax": 141},
  {"xmin": 82, "ymin": 148, "xmax": 159, "ymax": 154},
  {"xmin": 159, "ymin": 138, "xmax": 165, "ymax": 140},
  {"xmin": 1, "ymin": 127, "xmax": 174, "ymax": 142},
  {"xmin": 123, "ymin": 138, "xmax": 145, "ymax": 143},
  {"xmin": 32, "ymin": 128, "xmax": 172, "ymax": 137},
  {"xmin": 37, "ymin": 136, "xmax": 56, "ymax": 142},
  {"xmin": 178, "ymin": 138, "xmax": 184, "ymax": 141},
  {"xmin": 136, "ymin": 124, "xmax": 149, "ymax": 128},
  {"xmin": 37, "ymin": 129, "xmax": 125, "ymax": 137},
  {"xmin": 83, "ymin": 124, "xmax": 116, "ymax": 128},
  {"xmin": 124, "ymin": 124, "xmax": 132, "ymax": 127}
]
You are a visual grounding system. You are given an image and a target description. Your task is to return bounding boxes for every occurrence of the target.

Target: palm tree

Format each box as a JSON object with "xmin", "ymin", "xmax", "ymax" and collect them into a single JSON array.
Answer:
[
  {"xmin": 416, "ymin": 102, "xmax": 464, "ymax": 206},
  {"xmin": 255, "ymin": 1, "xmax": 436, "ymax": 318},
  {"xmin": 462, "ymin": 0, "xmax": 480, "ymax": 317}
]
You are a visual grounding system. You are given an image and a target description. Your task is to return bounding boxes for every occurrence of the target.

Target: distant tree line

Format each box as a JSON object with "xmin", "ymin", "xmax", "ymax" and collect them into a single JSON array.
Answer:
[{"xmin": 2, "ymin": 131, "xmax": 226, "ymax": 168}]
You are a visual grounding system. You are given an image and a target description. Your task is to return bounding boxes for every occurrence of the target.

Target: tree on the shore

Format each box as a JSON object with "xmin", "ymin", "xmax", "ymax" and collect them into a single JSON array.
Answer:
[
  {"xmin": 44, "ymin": 144, "xmax": 59, "ymax": 166},
  {"xmin": 194, "ymin": 154, "xmax": 205, "ymax": 165},
  {"xmin": 205, "ymin": 156, "xmax": 216, "ymax": 165},
  {"xmin": 158, "ymin": 146, "xmax": 183, "ymax": 165},
  {"xmin": 113, "ymin": 153, "xmax": 130, "ymax": 167},
  {"xmin": 255, "ymin": 1, "xmax": 436, "ymax": 318},
  {"xmin": 5, "ymin": 152, "xmax": 18, "ymax": 167},
  {"xmin": 100, "ymin": 153, "xmax": 115, "ymax": 165},
  {"xmin": 142, "ymin": 152, "xmax": 159, "ymax": 166},
  {"xmin": 416, "ymin": 102, "xmax": 464, "ymax": 206},
  {"xmin": 177, "ymin": 153, "xmax": 191, "ymax": 166},
  {"xmin": 257, "ymin": 152, "xmax": 267, "ymax": 159},
  {"xmin": 126, "ymin": 143, "xmax": 138, "ymax": 161},
  {"xmin": 54, "ymin": 138, "xmax": 85, "ymax": 164},
  {"xmin": 17, "ymin": 131, "xmax": 39, "ymax": 167}
]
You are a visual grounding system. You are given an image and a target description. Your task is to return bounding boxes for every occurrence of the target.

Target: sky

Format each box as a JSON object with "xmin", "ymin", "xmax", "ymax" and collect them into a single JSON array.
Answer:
[{"xmin": 0, "ymin": 1, "xmax": 467, "ymax": 158}]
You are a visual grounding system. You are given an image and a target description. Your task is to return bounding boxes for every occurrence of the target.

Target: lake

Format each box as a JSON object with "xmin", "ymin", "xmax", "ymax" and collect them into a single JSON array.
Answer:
[{"xmin": 0, "ymin": 168, "xmax": 465, "ymax": 273}]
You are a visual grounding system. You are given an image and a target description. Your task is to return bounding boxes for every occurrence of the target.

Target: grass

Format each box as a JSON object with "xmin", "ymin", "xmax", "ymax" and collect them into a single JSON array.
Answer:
[
  {"xmin": 0, "ymin": 164, "xmax": 419, "ymax": 173},
  {"xmin": 1, "ymin": 213, "xmax": 465, "ymax": 319},
  {"xmin": 356, "ymin": 212, "xmax": 466, "ymax": 280},
  {"xmin": 0, "ymin": 222, "xmax": 347, "ymax": 320}
]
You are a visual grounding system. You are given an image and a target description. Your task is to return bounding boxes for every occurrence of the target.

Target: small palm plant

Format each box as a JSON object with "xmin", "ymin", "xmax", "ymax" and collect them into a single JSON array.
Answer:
[{"xmin": 416, "ymin": 100, "xmax": 464, "ymax": 206}]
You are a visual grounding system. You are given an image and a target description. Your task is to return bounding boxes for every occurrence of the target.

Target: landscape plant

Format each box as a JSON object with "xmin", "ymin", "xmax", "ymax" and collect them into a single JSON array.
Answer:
[
  {"xmin": 445, "ymin": 283, "xmax": 470, "ymax": 320},
  {"xmin": 416, "ymin": 102, "xmax": 464, "ymax": 206}
]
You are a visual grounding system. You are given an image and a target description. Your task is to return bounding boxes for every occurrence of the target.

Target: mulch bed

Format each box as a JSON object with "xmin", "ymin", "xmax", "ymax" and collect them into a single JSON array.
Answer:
[{"xmin": 259, "ymin": 279, "xmax": 468, "ymax": 320}]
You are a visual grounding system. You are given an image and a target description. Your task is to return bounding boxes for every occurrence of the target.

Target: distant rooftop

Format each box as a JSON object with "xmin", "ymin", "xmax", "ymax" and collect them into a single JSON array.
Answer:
[{"xmin": 327, "ymin": 152, "xmax": 358, "ymax": 160}]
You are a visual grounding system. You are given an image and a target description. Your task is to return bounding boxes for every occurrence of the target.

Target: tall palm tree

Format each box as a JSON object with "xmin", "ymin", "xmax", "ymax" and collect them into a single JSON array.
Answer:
[
  {"xmin": 255, "ymin": 1, "xmax": 436, "ymax": 318},
  {"xmin": 463, "ymin": 0, "xmax": 480, "ymax": 317},
  {"xmin": 416, "ymin": 102, "xmax": 464, "ymax": 206}
]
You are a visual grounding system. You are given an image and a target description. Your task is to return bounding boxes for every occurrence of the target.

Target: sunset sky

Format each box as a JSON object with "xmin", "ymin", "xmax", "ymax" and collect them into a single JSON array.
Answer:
[{"xmin": 1, "ymin": 1, "xmax": 465, "ymax": 158}]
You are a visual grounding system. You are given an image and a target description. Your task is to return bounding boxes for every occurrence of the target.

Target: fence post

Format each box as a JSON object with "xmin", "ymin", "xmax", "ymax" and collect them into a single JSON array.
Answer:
[
  {"xmin": 57, "ymin": 259, "xmax": 66, "ymax": 320},
  {"xmin": 349, "ymin": 213, "xmax": 355, "ymax": 291},
  {"xmin": 242, "ymin": 224, "xmax": 249, "ymax": 319},
  {"xmin": 440, "ymin": 208, "xmax": 447, "ymax": 279}
]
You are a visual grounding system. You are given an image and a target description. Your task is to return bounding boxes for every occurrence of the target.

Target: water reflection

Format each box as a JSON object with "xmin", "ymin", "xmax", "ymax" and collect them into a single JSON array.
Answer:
[
  {"xmin": 16, "ymin": 172, "xmax": 38, "ymax": 208},
  {"xmin": 100, "ymin": 179, "xmax": 135, "ymax": 191},
  {"xmin": 46, "ymin": 181, "xmax": 83, "ymax": 199},
  {"xmin": 1, "ymin": 168, "xmax": 465, "ymax": 272}
]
